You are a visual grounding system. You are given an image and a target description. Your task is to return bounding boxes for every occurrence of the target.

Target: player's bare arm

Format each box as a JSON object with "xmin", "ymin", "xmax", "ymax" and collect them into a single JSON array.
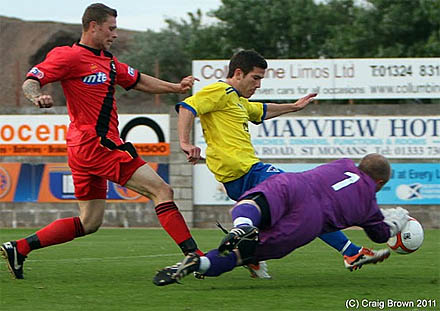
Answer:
[
  {"xmin": 134, "ymin": 74, "xmax": 198, "ymax": 94},
  {"xmin": 22, "ymin": 79, "xmax": 54, "ymax": 108},
  {"xmin": 179, "ymin": 75, "xmax": 199, "ymax": 93},
  {"xmin": 264, "ymin": 93, "xmax": 317, "ymax": 120},
  {"xmin": 178, "ymin": 107, "xmax": 202, "ymax": 164}
]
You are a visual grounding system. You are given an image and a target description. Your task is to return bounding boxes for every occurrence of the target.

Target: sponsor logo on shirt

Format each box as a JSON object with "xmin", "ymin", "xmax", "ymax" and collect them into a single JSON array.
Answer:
[
  {"xmin": 29, "ymin": 67, "xmax": 44, "ymax": 79},
  {"xmin": 82, "ymin": 72, "xmax": 108, "ymax": 85},
  {"xmin": 128, "ymin": 66, "xmax": 135, "ymax": 76}
]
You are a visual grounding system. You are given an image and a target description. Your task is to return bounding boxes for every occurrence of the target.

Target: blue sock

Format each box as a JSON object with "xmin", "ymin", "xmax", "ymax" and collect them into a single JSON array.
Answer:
[
  {"xmin": 204, "ymin": 249, "xmax": 237, "ymax": 277},
  {"xmin": 319, "ymin": 231, "xmax": 361, "ymax": 256},
  {"xmin": 231, "ymin": 203, "xmax": 261, "ymax": 227}
]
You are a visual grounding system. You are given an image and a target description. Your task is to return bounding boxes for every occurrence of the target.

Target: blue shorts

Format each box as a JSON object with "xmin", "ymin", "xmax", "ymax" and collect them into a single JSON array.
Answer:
[{"xmin": 223, "ymin": 162, "xmax": 283, "ymax": 201}]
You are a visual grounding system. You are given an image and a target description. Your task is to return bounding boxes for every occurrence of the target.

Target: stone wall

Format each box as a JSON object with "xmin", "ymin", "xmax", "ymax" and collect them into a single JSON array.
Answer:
[{"xmin": 169, "ymin": 106, "xmax": 195, "ymax": 227}]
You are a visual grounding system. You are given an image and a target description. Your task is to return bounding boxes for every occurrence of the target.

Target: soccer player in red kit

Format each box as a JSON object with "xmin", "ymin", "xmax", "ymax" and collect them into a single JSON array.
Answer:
[{"xmin": 1, "ymin": 3, "xmax": 202, "ymax": 279}]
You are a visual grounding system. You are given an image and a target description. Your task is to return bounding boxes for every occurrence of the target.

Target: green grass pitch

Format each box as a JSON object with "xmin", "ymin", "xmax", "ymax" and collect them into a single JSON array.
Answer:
[{"xmin": 1, "ymin": 228, "xmax": 439, "ymax": 311}]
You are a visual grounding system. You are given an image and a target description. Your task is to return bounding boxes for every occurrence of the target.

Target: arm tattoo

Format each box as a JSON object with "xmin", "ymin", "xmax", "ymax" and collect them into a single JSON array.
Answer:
[{"xmin": 22, "ymin": 79, "xmax": 42, "ymax": 103}]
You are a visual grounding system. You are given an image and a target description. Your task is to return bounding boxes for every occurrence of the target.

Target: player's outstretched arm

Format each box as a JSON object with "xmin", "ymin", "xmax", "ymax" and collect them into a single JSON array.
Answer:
[
  {"xmin": 178, "ymin": 107, "xmax": 202, "ymax": 164},
  {"xmin": 22, "ymin": 79, "xmax": 54, "ymax": 108},
  {"xmin": 264, "ymin": 93, "xmax": 317, "ymax": 120},
  {"xmin": 134, "ymin": 74, "xmax": 198, "ymax": 94}
]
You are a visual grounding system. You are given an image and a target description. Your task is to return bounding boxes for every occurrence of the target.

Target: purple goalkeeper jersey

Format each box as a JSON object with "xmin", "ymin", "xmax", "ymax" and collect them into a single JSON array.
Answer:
[{"xmin": 238, "ymin": 158, "xmax": 390, "ymax": 261}]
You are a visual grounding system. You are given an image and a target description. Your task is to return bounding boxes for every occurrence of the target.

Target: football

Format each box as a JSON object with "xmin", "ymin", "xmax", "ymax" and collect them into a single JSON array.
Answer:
[{"xmin": 387, "ymin": 217, "xmax": 424, "ymax": 254}]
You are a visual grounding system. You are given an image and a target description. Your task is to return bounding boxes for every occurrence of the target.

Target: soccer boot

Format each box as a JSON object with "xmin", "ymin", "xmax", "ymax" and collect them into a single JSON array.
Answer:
[
  {"xmin": 153, "ymin": 263, "xmax": 180, "ymax": 286},
  {"xmin": 1, "ymin": 241, "xmax": 27, "ymax": 279},
  {"xmin": 173, "ymin": 253, "xmax": 201, "ymax": 281},
  {"xmin": 153, "ymin": 253, "xmax": 201, "ymax": 286},
  {"xmin": 246, "ymin": 261, "xmax": 272, "ymax": 279},
  {"xmin": 218, "ymin": 225, "xmax": 259, "ymax": 254},
  {"xmin": 344, "ymin": 247, "xmax": 390, "ymax": 271},
  {"xmin": 193, "ymin": 271, "xmax": 205, "ymax": 279}
]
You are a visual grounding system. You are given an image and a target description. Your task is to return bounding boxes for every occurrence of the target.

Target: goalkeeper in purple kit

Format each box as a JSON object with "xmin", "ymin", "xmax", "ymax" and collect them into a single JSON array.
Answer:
[{"xmin": 153, "ymin": 154, "xmax": 410, "ymax": 286}]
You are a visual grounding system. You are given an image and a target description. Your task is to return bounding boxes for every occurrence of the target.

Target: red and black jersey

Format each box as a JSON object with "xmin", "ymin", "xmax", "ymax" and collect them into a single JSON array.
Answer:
[{"xmin": 26, "ymin": 43, "xmax": 140, "ymax": 147}]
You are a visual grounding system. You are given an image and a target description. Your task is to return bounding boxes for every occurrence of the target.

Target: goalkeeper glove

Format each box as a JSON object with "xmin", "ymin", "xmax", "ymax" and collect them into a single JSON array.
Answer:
[{"xmin": 380, "ymin": 207, "xmax": 410, "ymax": 237}]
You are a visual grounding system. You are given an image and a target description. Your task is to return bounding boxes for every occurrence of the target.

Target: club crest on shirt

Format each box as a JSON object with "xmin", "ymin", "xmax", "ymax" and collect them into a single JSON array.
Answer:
[
  {"xmin": 128, "ymin": 66, "xmax": 135, "ymax": 76},
  {"xmin": 90, "ymin": 64, "xmax": 98, "ymax": 72},
  {"xmin": 29, "ymin": 67, "xmax": 44, "ymax": 79}
]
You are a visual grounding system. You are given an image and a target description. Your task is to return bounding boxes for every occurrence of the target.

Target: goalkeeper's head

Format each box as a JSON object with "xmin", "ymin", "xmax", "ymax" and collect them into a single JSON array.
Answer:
[{"xmin": 358, "ymin": 153, "xmax": 391, "ymax": 192}]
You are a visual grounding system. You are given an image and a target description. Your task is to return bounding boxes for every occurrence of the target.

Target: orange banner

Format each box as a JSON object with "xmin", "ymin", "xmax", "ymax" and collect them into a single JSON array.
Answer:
[{"xmin": 0, "ymin": 143, "xmax": 169, "ymax": 156}]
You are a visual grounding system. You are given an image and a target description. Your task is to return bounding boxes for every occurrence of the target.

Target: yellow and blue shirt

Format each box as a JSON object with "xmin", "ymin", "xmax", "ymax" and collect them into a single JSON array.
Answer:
[{"xmin": 176, "ymin": 81, "xmax": 267, "ymax": 183}]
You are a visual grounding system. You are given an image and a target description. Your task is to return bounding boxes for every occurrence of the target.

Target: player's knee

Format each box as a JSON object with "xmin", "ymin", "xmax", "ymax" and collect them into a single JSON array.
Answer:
[
  {"xmin": 155, "ymin": 182, "xmax": 174, "ymax": 201},
  {"xmin": 82, "ymin": 218, "xmax": 102, "ymax": 234}
]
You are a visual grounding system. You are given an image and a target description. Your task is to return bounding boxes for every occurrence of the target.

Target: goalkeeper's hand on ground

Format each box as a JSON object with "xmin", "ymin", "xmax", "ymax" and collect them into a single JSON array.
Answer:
[{"xmin": 380, "ymin": 207, "xmax": 410, "ymax": 237}]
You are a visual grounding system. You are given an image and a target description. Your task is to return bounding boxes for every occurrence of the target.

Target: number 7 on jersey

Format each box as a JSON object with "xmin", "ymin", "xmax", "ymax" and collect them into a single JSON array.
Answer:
[{"xmin": 331, "ymin": 172, "xmax": 360, "ymax": 191}]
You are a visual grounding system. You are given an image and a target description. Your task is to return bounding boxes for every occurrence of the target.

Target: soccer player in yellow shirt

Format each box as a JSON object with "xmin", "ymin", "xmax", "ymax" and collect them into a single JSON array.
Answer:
[{"xmin": 176, "ymin": 50, "xmax": 389, "ymax": 277}]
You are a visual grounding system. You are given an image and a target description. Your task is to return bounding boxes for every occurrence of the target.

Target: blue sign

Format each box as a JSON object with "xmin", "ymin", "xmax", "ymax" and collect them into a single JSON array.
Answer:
[
  {"xmin": 275, "ymin": 162, "xmax": 439, "ymax": 205},
  {"xmin": 378, "ymin": 163, "xmax": 439, "ymax": 205}
]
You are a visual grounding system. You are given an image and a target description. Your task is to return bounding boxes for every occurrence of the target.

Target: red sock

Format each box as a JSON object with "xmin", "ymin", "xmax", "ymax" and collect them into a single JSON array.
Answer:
[
  {"xmin": 16, "ymin": 239, "xmax": 31, "ymax": 256},
  {"xmin": 155, "ymin": 201, "xmax": 201, "ymax": 254},
  {"xmin": 16, "ymin": 217, "xmax": 85, "ymax": 256},
  {"xmin": 155, "ymin": 201, "xmax": 192, "ymax": 244},
  {"xmin": 195, "ymin": 249, "xmax": 204, "ymax": 256}
]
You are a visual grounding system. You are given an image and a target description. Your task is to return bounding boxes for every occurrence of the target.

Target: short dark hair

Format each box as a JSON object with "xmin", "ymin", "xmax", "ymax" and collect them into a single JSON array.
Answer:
[
  {"xmin": 227, "ymin": 50, "xmax": 267, "ymax": 78},
  {"xmin": 358, "ymin": 153, "xmax": 391, "ymax": 183},
  {"xmin": 82, "ymin": 3, "xmax": 117, "ymax": 30}
]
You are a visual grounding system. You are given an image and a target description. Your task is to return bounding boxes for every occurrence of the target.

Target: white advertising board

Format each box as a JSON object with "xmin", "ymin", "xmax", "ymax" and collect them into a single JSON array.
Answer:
[
  {"xmin": 194, "ymin": 116, "xmax": 440, "ymax": 159},
  {"xmin": 193, "ymin": 58, "xmax": 440, "ymax": 99}
]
